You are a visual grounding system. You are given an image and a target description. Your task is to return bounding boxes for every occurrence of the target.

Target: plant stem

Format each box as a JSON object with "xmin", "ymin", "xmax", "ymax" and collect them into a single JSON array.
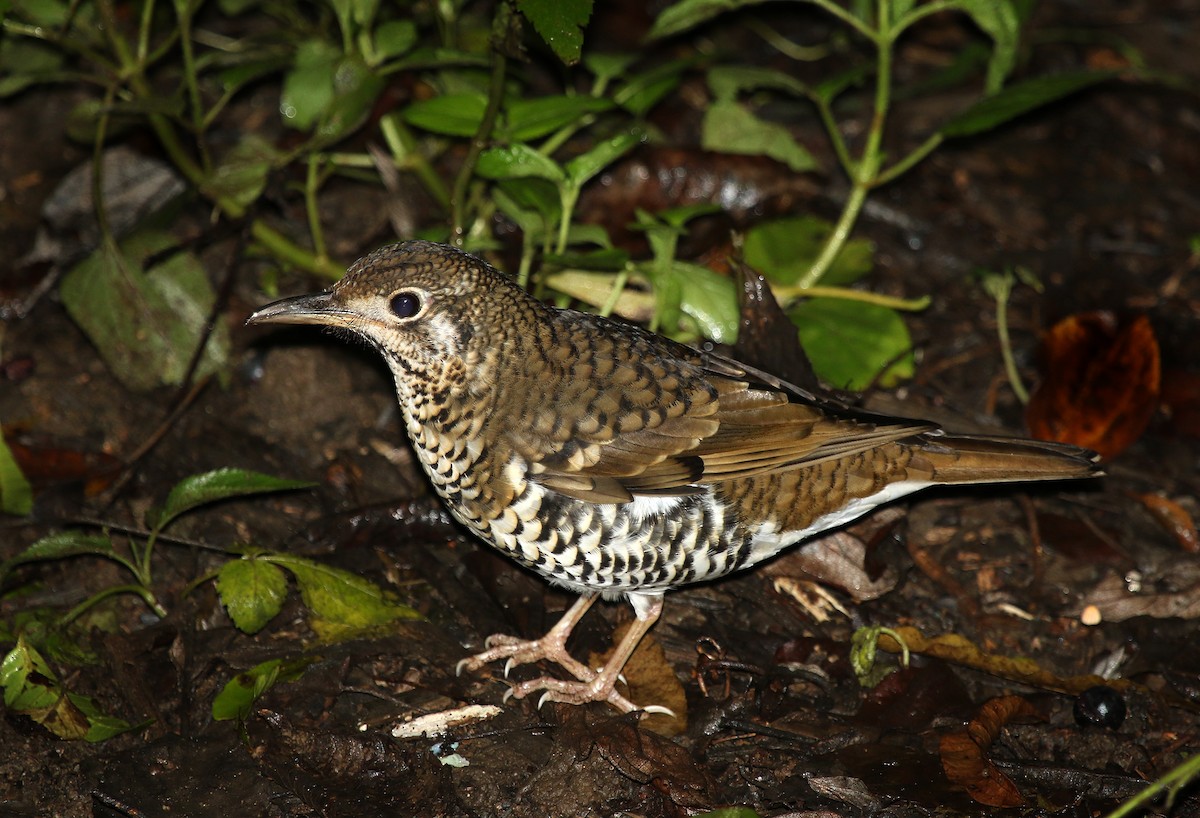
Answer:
[
  {"xmin": 58, "ymin": 584, "xmax": 168, "ymax": 626},
  {"xmin": 449, "ymin": 9, "xmax": 510, "ymax": 246},
  {"xmin": 1104, "ymin": 754, "xmax": 1200, "ymax": 818},
  {"xmin": 305, "ymin": 154, "xmax": 328, "ymax": 263},
  {"xmin": 994, "ymin": 287, "xmax": 1030, "ymax": 404},
  {"xmin": 774, "ymin": 284, "xmax": 930, "ymax": 311},
  {"xmin": 250, "ymin": 221, "xmax": 345, "ymax": 279}
]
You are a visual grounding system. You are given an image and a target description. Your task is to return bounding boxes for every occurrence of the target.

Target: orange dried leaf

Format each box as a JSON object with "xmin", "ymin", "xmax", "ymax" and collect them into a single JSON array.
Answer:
[
  {"xmin": 1131, "ymin": 492, "xmax": 1199, "ymax": 553},
  {"xmin": 940, "ymin": 695, "xmax": 1037, "ymax": 807},
  {"xmin": 1026, "ymin": 312, "xmax": 1160, "ymax": 459}
]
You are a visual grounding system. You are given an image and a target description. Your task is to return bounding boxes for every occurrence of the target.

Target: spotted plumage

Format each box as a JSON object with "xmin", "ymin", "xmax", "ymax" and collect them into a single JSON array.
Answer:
[{"xmin": 248, "ymin": 240, "xmax": 1100, "ymax": 712}]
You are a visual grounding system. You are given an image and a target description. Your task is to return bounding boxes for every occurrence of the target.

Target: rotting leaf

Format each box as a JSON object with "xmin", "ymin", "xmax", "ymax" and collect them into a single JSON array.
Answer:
[
  {"xmin": 875, "ymin": 626, "xmax": 1141, "ymax": 696},
  {"xmin": 59, "ymin": 231, "xmax": 231, "ymax": 392},
  {"xmin": 939, "ymin": 695, "xmax": 1037, "ymax": 807},
  {"xmin": 0, "ymin": 635, "xmax": 133, "ymax": 741},
  {"xmin": 1026, "ymin": 312, "xmax": 1160, "ymax": 459},
  {"xmin": 591, "ymin": 621, "xmax": 687, "ymax": 737},
  {"xmin": 1131, "ymin": 493, "xmax": 1198, "ymax": 553}
]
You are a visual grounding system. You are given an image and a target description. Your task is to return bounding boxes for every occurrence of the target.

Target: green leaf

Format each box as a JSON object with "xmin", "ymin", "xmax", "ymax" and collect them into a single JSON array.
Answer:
[
  {"xmin": 790, "ymin": 298, "xmax": 914, "ymax": 390},
  {"xmin": 516, "ymin": 0, "xmax": 593, "ymax": 65},
  {"xmin": 1, "ymin": 636, "xmax": 133, "ymax": 741},
  {"xmin": 216, "ymin": 557, "xmax": 288, "ymax": 634},
  {"xmin": 317, "ymin": 53, "xmax": 384, "ymax": 143},
  {"xmin": 202, "ymin": 134, "xmax": 279, "ymax": 216},
  {"xmin": 504, "ymin": 96, "xmax": 614, "ymax": 142},
  {"xmin": 584, "ymin": 52, "xmax": 637, "ymax": 86},
  {"xmin": 744, "ymin": 216, "xmax": 874, "ymax": 286},
  {"xmin": 155, "ymin": 468, "xmax": 314, "ymax": 532},
  {"xmin": 940, "ymin": 70, "xmax": 1117, "ymax": 138},
  {"xmin": 403, "ymin": 93, "xmax": 489, "ymax": 137},
  {"xmin": 280, "ymin": 39, "xmax": 340, "ymax": 131},
  {"xmin": 0, "ymin": 532, "xmax": 115, "ymax": 582},
  {"xmin": 497, "ymin": 178, "xmax": 562, "ymax": 224},
  {"xmin": 953, "ymin": 0, "xmax": 1020, "ymax": 92},
  {"xmin": 701, "ymin": 100, "xmax": 818, "ymax": 172},
  {"xmin": 614, "ymin": 59, "xmax": 687, "ymax": 116},
  {"xmin": 212, "ymin": 657, "xmax": 315, "ymax": 721},
  {"xmin": 266, "ymin": 555, "xmax": 420, "ymax": 640},
  {"xmin": 707, "ymin": 65, "xmax": 807, "ymax": 102},
  {"xmin": 565, "ymin": 128, "xmax": 644, "ymax": 187},
  {"xmin": 375, "ymin": 19, "xmax": 418, "ymax": 60},
  {"xmin": 0, "ymin": 433, "xmax": 32, "ymax": 516},
  {"xmin": 649, "ymin": 0, "xmax": 772, "ymax": 40},
  {"xmin": 670, "ymin": 261, "xmax": 739, "ymax": 344},
  {"xmin": 59, "ymin": 231, "xmax": 231, "ymax": 392},
  {"xmin": 477, "ymin": 144, "xmax": 565, "ymax": 182},
  {"xmin": 0, "ymin": 37, "xmax": 66, "ymax": 97}
]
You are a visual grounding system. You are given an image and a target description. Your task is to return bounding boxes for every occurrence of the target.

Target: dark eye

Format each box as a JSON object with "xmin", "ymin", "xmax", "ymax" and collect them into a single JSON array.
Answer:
[{"xmin": 390, "ymin": 291, "xmax": 422, "ymax": 319}]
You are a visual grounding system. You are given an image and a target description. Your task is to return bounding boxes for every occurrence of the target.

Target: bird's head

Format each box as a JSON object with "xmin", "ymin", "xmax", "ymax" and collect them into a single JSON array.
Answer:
[{"xmin": 247, "ymin": 241, "xmax": 521, "ymax": 412}]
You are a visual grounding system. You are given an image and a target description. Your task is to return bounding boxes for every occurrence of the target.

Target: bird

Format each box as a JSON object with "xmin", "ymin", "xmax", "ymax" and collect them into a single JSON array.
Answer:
[{"xmin": 247, "ymin": 240, "xmax": 1101, "ymax": 713}]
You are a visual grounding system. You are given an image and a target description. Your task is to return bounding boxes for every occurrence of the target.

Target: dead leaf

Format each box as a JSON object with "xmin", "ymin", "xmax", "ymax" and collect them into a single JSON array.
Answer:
[
  {"xmin": 591, "ymin": 621, "xmax": 687, "ymax": 737},
  {"xmin": 939, "ymin": 695, "xmax": 1038, "ymax": 807},
  {"xmin": 875, "ymin": 626, "xmax": 1141, "ymax": 696},
  {"xmin": 1026, "ymin": 312, "xmax": 1160, "ymax": 458},
  {"xmin": 1130, "ymin": 492, "xmax": 1199, "ymax": 552},
  {"xmin": 1159, "ymin": 367, "xmax": 1200, "ymax": 438},
  {"xmin": 1082, "ymin": 569, "xmax": 1200, "ymax": 621}
]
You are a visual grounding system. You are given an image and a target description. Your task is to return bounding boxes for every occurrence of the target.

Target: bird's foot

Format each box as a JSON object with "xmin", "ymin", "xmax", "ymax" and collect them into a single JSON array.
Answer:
[
  {"xmin": 504, "ymin": 673, "xmax": 672, "ymax": 716},
  {"xmin": 455, "ymin": 631, "xmax": 595, "ymax": 683}
]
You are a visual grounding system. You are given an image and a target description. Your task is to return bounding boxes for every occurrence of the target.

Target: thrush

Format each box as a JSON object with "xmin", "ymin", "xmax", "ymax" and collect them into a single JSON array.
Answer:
[{"xmin": 248, "ymin": 240, "xmax": 1100, "ymax": 713}]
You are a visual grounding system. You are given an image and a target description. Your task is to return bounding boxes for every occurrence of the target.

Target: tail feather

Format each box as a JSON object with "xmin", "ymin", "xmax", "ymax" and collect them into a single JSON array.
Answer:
[{"xmin": 914, "ymin": 433, "xmax": 1102, "ymax": 486}]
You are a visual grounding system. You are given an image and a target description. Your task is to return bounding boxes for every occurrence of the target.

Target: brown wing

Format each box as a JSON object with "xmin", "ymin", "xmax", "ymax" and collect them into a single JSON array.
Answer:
[{"xmin": 504, "ymin": 310, "xmax": 934, "ymax": 504}]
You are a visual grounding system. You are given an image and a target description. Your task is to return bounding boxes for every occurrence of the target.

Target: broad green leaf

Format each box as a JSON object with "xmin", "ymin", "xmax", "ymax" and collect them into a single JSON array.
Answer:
[
  {"xmin": 813, "ymin": 64, "xmax": 872, "ymax": 105},
  {"xmin": 701, "ymin": 100, "xmax": 818, "ymax": 172},
  {"xmin": 155, "ymin": 468, "xmax": 314, "ymax": 532},
  {"xmin": 217, "ymin": 557, "xmax": 288, "ymax": 634},
  {"xmin": 1, "ymin": 636, "xmax": 132, "ymax": 741},
  {"xmin": 565, "ymin": 128, "xmax": 645, "ymax": 187},
  {"xmin": 202, "ymin": 134, "xmax": 279, "ymax": 216},
  {"xmin": 790, "ymin": 298, "xmax": 914, "ymax": 390},
  {"xmin": 744, "ymin": 216, "xmax": 874, "ymax": 286},
  {"xmin": 497, "ymin": 178, "xmax": 562, "ymax": 223},
  {"xmin": 403, "ymin": 93, "xmax": 489, "ymax": 136},
  {"xmin": 375, "ymin": 19, "xmax": 418, "ymax": 60},
  {"xmin": 477, "ymin": 144, "xmax": 565, "ymax": 182},
  {"xmin": 280, "ymin": 39, "xmax": 340, "ymax": 131},
  {"xmin": 59, "ymin": 236, "xmax": 230, "ymax": 392},
  {"xmin": 585, "ymin": 52, "xmax": 637, "ymax": 86},
  {"xmin": 212, "ymin": 657, "xmax": 315, "ymax": 721},
  {"xmin": 0, "ymin": 532, "xmax": 115, "ymax": 581},
  {"xmin": 953, "ymin": 0, "xmax": 1019, "ymax": 92},
  {"xmin": 543, "ymin": 248, "xmax": 629, "ymax": 271},
  {"xmin": 671, "ymin": 261, "xmax": 738, "ymax": 344},
  {"xmin": 9, "ymin": 0, "xmax": 73, "ymax": 27},
  {"xmin": 0, "ymin": 38, "xmax": 66, "ymax": 97},
  {"xmin": 940, "ymin": 70, "xmax": 1117, "ymax": 138},
  {"xmin": 614, "ymin": 59, "xmax": 688, "ymax": 116},
  {"xmin": 0, "ymin": 433, "xmax": 32, "ymax": 516},
  {"xmin": 218, "ymin": 54, "xmax": 292, "ymax": 97},
  {"xmin": 267, "ymin": 555, "xmax": 420, "ymax": 640},
  {"xmin": 649, "ymin": 0, "xmax": 772, "ymax": 40},
  {"xmin": 317, "ymin": 53, "xmax": 384, "ymax": 142},
  {"xmin": 504, "ymin": 96, "xmax": 614, "ymax": 142},
  {"xmin": 695, "ymin": 809, "xmax": 764, "ymax": 818},
  {"xmin": 516, "ymin": 0, "xmax": 593, "ymax": 65},
  {"xmin": 561, "ymin": 223, "xmax": 613, "ymax": 248},
  {"xmin": 707, "ymin": 65, "xmax": 807, "ymax": 102}
]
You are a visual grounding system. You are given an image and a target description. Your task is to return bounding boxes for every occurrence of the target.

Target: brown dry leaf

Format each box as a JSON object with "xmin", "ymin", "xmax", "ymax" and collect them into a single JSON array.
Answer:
[
  {"xmin": 939, "ymin": 695, "xmax": 1038, "ymax": 807},
  {"xmin": 1131, "ymin": 492, "xmax": 1199, "ymax": 552},
  {"xmin": 1159, "ymin": 367, "xmax": 1200, "ymax": 438},
  {"xmin": 762, "ymin": 529, "xmax": 900, "ymax": 603},
  {"xmin": 591, "ymin": 621, "xmax": 687, "ymax": 737},
  {"xmin": 876, "ymin": 626, "xmax": 1140, "ymax": 696},
  {"xmin": 1026, "ymin": 312, "xmax": 1160, "ymax": 458},
  {"xmin": 1082, "ymin": 569, "xmax": 1200, "ymax": 621}
]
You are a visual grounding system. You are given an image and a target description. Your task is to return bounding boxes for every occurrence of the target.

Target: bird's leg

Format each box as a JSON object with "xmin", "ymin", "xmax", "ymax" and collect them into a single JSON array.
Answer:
[
  {"xmin": 505, "ymin": 594, "xmax": 665, "ymax": 714},
  {"xmin": 456, "ymin": 592, "xmax": 600, "ymax": 683}
]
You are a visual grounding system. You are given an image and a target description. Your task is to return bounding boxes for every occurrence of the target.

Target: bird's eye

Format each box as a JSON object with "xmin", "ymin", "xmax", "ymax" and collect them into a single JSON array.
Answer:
[{"xmin": 390, "ymin": 291, "xmax": 422, "ymax": 319}]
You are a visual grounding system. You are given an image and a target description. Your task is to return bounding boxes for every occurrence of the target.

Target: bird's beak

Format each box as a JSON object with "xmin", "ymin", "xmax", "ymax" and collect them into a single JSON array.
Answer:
[{"xmin": 246, "ymin": 292, "xmax": 346, "ymax": 327}]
